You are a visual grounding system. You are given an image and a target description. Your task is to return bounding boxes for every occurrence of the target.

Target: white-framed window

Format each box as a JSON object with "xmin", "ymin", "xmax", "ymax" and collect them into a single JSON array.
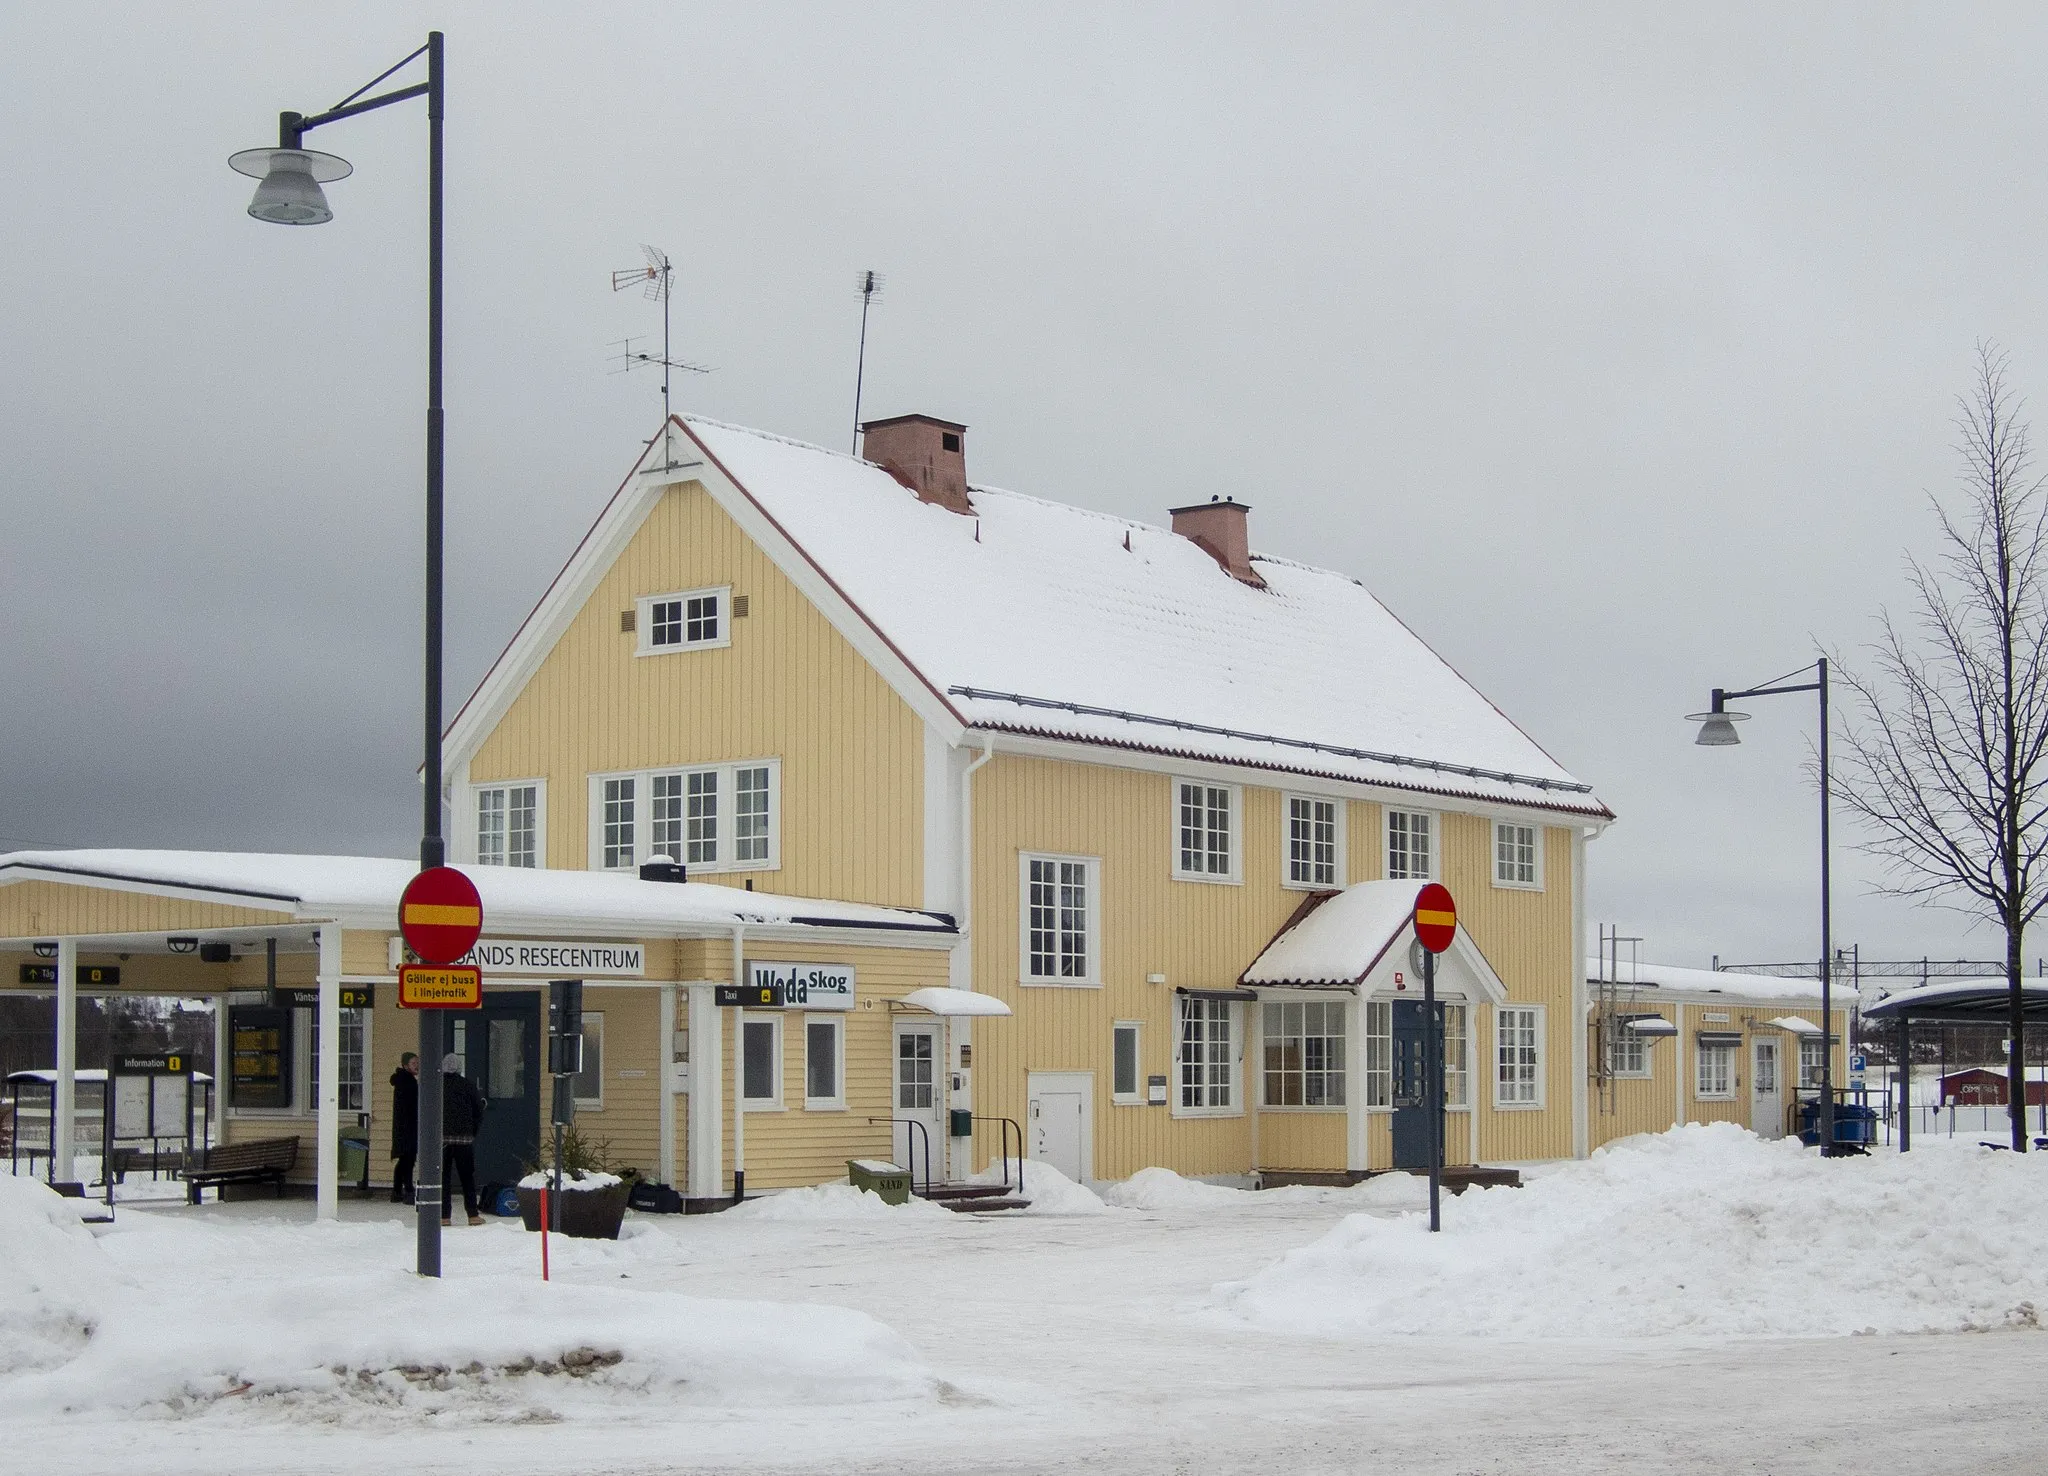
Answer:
[
  {"xmin": 307, "ymin": 1005, "xmax": 369, "ymax": 1115},
  {"xmin": 1493, "ymin": 820, "xmax": 1541, "ymax": 889},
  {"xmin": 1261, "ymin": 998, "xmax": 1346, "ymax": 1107},
  {"xmin": 1175, "ymin": 996, "xmax": 1240, "ymax": 1115},
  {"xmin": 1606, "ymin": 1022, "xmax": 1651, "ymax": 1078},
  {"xmin": 1696, "ymin": 1038, "xmax": 1737, "ymax": 1099},
  {"xmin": 1363, "ymin": 999, "xmax": 1391, "ymax": 1107},
  {"xmin": 1386, "ymin": 809, "xmax": 1435, "ymax": 881},
  {"xmin": 1284, "ymin": 794, "xmax": 1343, "ymax": 889},
  {"xmin": 1020, "ymin": 853, "xmax": 1099, "ymax": 985},
  {"xmin": 475, "ymin": 781, "xmax": 543, "ymax": 868},
  {"xmin": 1753, "ymin": 1038, "xmax": 1778, "ymax": 1095},
  {"xmin": 897, "ymin": 1031, "xmax": 936, "ymax": 1111},
  {"xmin": 573, "ymin": 1012, "xmax": 604, "ymax": 1106},
  {"xmin": 589, "ymin": 761, "xmax": 780, "ymax": 872},
  {"xmin": 1799, "ymin": 1035, "xmax": 1826, "ymax": 1089},
  {"xmin": 804, "ymin": 1015, "xmax": 845, "ymax": 1110},
  {"xmin": 1112, "ymin": 1022, "xmax": 1145, "ymax": 1105},
  {"xmin": 741, "ymin": 1015, "xmax": 783, "ymax": 1109},
  {"xmin": 1495, "ymin": 1004, "xmax": 1544, "ymax": 1108},
  {"xmin": 1173, "ymin": 779, "xmax": 1240, "ymax": 882},
  {"xmin": 1442, "ymin": 1003, "xmax": 1468, "ymax": 1108},
  {"xmin": 636, "ymin": 585, "xmax": 731, "ymax": 655}
]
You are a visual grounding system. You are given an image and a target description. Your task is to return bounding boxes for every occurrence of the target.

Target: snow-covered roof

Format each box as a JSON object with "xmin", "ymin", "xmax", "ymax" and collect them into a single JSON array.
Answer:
[
  {"xmin": 1587, "ymin": 958, "xmax": 1854, "ymax": 1005},
  {"xmin": 1243, "ymin": 884, "xmax": 1420, "ymax": 985},
  {"xmin": 0, "ymin": 851, "xmax": 955, "ymax": 940},
  {"xmin": 1861, "ymin": 978, "xmax": 2048, "ymax": 1020}
]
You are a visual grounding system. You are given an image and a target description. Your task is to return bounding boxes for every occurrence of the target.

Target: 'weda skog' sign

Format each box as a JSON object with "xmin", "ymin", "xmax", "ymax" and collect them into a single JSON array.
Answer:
[{"xmin": 747, "ymin": 961, "xmax": 854, "ymax": 1010}]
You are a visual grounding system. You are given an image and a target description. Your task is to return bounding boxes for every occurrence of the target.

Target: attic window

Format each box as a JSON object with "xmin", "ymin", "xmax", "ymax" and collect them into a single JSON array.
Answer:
[
  {"xmin": 941, "ymin": 432, "xmax": 960, "ymax": 452},
  {"xmin": 636, "ymin": 587, "xmax": 731, "ymax": 656}
]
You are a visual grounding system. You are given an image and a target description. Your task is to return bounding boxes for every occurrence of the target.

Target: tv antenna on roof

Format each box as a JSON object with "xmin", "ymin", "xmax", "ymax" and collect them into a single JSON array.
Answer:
[
  {"xmin": 851, "ymin": 270, "xmax": 883, "ymax": 453},
  {"xmin": 610, "ymin": 244, "xmax": 708, "ymax": 470}
]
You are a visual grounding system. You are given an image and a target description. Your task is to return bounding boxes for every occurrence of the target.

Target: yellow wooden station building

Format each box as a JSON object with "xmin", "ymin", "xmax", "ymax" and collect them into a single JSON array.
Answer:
[{"xmin": 0, "ymin": 411, "xmax": 1853, "ymax": 1211}]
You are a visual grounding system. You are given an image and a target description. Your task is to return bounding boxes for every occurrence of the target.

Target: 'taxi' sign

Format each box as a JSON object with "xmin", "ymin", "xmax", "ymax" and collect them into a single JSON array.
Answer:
[
  {"xmin": 399, "ymin": 866, "xmax": 484, "ymax": 965},
  {"xmin": 1413, "ymin": 882, "xmax": 1457, "ymax": 954}
]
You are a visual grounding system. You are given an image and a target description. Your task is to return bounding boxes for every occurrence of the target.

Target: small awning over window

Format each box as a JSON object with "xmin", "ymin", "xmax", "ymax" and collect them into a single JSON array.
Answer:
[
  {"xmin": 1768, "ymin": 1015, "xmax": 1824, "ymax": 1037},
  {"xmin": 1695, "ymin": 1030, "xmax": 1744, "ymax": 1046},
  {"xmin": 1619, "ymin": 1014, "xmax": 1678, "ymax": 1037},
  {"xmin": 1178, "ymin": 987, "xmax": 1258, "ymax": 1002},
  {"xmin": 895, "ymin": 987, "xmax": 1012, "ymax": 1018}
]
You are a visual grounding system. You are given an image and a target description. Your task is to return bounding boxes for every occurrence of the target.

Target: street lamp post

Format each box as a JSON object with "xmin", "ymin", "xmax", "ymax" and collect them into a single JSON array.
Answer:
[
  {"xmin": 232, "ymin": 32, "xmax": 450, "ymax": 1274},
  {"xmin": 1688, "ymin": 657, "xmax": 1841, "ymax": 1155}
]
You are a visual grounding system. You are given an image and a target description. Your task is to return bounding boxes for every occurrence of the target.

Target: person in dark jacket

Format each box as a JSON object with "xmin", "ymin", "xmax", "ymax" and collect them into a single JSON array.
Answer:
[
  {"xmin": 389, "ymin": 1053, "xmax": 419, "ymax": 1203},
  {"xmin": 441, "ymin": 1052, "xmax": 488, "ymax": 1226}
]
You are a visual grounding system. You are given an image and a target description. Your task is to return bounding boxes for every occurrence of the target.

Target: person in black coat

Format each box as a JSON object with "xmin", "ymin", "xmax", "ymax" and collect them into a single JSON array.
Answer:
[
  {"xmin": 441, "ymin": 1052, "xmax": 488, "ymax": 1225},
  {"xmin": 388, "ymin": 1053, "xmax": 419, "ymax": 1204}
]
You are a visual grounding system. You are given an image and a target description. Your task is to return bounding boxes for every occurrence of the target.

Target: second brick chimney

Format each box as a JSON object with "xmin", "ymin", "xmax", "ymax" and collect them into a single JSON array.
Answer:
[
  {"xmin": 1170, "ymin": 497, "xmax": 1263, "ymax": 586},
  {"xmin": 860, "ymin": 414, "xmax": 973, "ymax": 515}
]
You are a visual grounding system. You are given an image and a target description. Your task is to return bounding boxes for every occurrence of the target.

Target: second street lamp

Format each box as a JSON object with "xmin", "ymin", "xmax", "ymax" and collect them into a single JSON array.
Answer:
[
  {"xmin": 232, "ymin": 32, "xmax": 451, "ymax": 1276},
  {"xmin": 1686, "ymin": 657, "xmax": 1842, "ymax": 1155}
]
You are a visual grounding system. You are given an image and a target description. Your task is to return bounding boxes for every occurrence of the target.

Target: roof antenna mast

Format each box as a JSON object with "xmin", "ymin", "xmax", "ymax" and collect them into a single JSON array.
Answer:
[
  {"xmin": 611, "ymin": 244, "xmax": 708, "ymax": 471},
  {"xmin": 851, "ymin": 270, "xmax": 883, "ymax": 454}
]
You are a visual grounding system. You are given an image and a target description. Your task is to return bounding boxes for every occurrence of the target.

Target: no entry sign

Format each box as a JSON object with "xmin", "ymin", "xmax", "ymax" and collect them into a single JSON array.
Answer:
[
  {"xmin": 399, "ymin": 866, "xmax": 483, "ymax": 965},
  {"xmin": 1413, "ymin": 883, "xmax": 1457, "ymax": 953}
]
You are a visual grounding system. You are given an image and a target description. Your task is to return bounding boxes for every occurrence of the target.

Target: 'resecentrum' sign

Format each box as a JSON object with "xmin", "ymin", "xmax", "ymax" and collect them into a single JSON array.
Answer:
[{"xmin": 389, "ymin": 937, "xmax": 645, "ymax": 976}]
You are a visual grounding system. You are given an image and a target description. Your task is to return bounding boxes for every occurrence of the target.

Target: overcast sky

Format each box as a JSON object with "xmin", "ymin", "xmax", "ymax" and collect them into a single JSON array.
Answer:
[{"xmin": 8, "ymin": 3, "xmax": 2048, "ymax": 970}]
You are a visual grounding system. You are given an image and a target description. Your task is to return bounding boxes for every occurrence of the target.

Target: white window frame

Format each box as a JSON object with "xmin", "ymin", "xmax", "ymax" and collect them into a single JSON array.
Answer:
[
  {"xmin": 1171, "ymin": 779, "xmax": 1242, "ymax": 884},
  {"xmin": 1442, "ymin": 1002, "xmax": 1469, "ymax": 1110},
  {"xmin": 1494, "ymin": 1004, "xmax": 1545, "ymax": 1110},
  {"xmin": 1363, "ymin": 998, "xmax": 1392, "ymax": 1109},
  {"xmin": 1019, "ymin": 852, "xmax": 1101, "ymax": 987},
  {"xmin": 1798, "ymin": 1035, "xmax": 1826, "ymax": 1089},
  {"xmin": 1173, "ymin": 995, "xmax": 1242, "ymax": 1118},
  {"xmin": 1606, "ymin": 1023, "xmax": 1652, "ymax": 1079},
  {"xmin": 635, "ymin": 585, "xmax": 732, "ymax": 656},
  {"xmin": 1385, "ymin": 808, "xmax": 1437, "ymax": 881},
  {"xmin": 1260, "ymin": 997, "xmax": 1347, "ymax": 1110},
  {"xmin": 1696, "ymin": 1038, "xmax": 1737, "ymax": 1100},
  {"xmin": 1492, "ymin": 819, "xmax": 1542, "ymax": 890},
  {"xmin": 740, "ymin": 1014, "xmax": 784, "ymax": 1111},
  {"xmin": 1283, "ymin": 793, "xmax": 1345, "ymax": 890},
  {"xmin": 471, "ymin": 779, "xmax": 546, "ymax": 868},
  {"xmin": 572, "ymin": 1011, "xmax": 604, "ymax": 1107},
  {"xmin": 1111, "ymin": 1021, "xmax": 1145, "ymax": 1106},
  {"xmin": 803, "ymin": 1014, "xmax": 846, "ymax": 1111},
  {"xmin": 587, "ymin": 760, "xmax": 780, "ymax": 873}
]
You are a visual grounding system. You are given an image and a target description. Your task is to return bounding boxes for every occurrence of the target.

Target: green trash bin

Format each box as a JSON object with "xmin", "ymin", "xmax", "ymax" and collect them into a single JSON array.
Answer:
[
  {"xmin": 847, "ymin": 1158, "xmax": 911, "ymax": 1206},
  {"xmin": 339, "ymin": 1135, "xmax": 369, "ymax": 1185}
]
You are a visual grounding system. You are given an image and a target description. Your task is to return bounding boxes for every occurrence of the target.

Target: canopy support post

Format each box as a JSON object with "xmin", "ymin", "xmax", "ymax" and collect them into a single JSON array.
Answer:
[
  {"xmin": 1897, "ymin": 1012, "xmax": 1911, "ymax": 1153},
  {"xmin": 316, "ymin": 927, "xmax": 342, "ymax": 1220},
  {"xmin": 53, "ymin": 938, "xmax": 77, "ymax": 1184}
]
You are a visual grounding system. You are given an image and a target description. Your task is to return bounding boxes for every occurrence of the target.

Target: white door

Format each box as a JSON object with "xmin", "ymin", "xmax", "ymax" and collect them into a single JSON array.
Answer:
[
  {"xmin": 1752, "ymin": 1037, "xmax": 1784, "ymax": 1139},
  {"xmin": 892, "ymin": 1023, "xmax": 944, "ymax": 1186},
  {"xmin": 1027, "ymin": 1071, "xmax": 1092, "ymax": 1184}
]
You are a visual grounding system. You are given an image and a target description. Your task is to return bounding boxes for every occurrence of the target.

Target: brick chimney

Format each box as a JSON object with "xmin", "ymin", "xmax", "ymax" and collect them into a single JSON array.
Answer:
[
  {"xmin": 1170, "ymin": 497, "xmax": 1263, "ymax": 586},
  {"xmin": 860, "ymin": 414, "xmax": 973, "ymax": 515}
]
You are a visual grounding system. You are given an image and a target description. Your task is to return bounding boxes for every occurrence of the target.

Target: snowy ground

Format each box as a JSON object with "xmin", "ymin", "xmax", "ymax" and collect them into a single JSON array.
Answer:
[{"xmin": 4, "ymin": 1129, "xmax": 2046, "ymax": 1475}]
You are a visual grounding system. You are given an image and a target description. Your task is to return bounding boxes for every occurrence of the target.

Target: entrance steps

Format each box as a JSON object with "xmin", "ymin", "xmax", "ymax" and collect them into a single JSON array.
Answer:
[
  {"xmin": 1257, "ymin": 1166, "xmax": 1521, "ymax": 1194},
  {"xmin": 915, "ymin": 1181, "xmax": 1031, "ymax": 1213}
]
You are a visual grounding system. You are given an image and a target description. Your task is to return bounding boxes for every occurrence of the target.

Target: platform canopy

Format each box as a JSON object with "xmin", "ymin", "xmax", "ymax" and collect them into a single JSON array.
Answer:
[
  {"xmin": 1240, "ymin": 880, "xmax": 1507, "ymax": 1004},
  {"xmin": 1861, "ymin": 978, "xmax": 2048, "ymax": 1024}
]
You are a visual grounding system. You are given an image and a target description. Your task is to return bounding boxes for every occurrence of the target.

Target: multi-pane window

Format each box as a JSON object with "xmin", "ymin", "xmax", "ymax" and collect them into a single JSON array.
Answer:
[
  {"xmin": 593, "ymin": 762, "xmax": 778, "ymax": 871},
  {"xmin": 572, "ymin": 1012, "xmax": 604, "ymax": 1105},
  {"xmin": 741, "ymin": 1017, "xmax": 780, "ymax": 1106},
  {"xmin": 1606, "ymin": 1022, "xmax": 1650, "ymax": 1077},
  {"xmin": 1696, "ymin": 1040, "xmax": 1736, "ymax": 1099},
  {"xmin": 1262, "ymin": 999, "xmax": 1346, "ymax": 1107},
  {"xmin": 1496, "ymin": 1005, "xmax": 1542, "ymax": 1106},
  {"xmin": 805, "ymin": 1017, "xmax": 843, "ymax": 1107},
  {"xmin": 1364, "ymin": 999, "xmax": 1392, "ymax": 1107},
  {"xmin": 1494, "ymin": 821, "xmax": 1540, "ymax": 888},
  {"xmin": 1286, "ymin": 795, "xmax": 1340, "ymax": 888},
  {"xmin": 897, "ymin": 1032, "xmax": 935, "ymax": 1110},
  {"xmin": 1387, "ymin": 809, "xmax": 1434, "ymax": 880},
  {"xmin": 1754, "ymin": 1040, "xmax": 1778, "ymax": 1095},
  {"xmin": 309, "ymin": 1007, "xmax": 368, "ymax": 1115},
  {"xmin": 1441, "ymin": 1003, "xmax": 1468, "ymax": 1108},
  {"xmin": 475, "ymin": 783, "xmax": 539, "ymax": 867},
  {"xmin": 1178, "ymin": 997, "xmax": 1236, "ymax": 1111},
  {"xmin": 602, "ymin": 777, "xmax": 636, "ymax": 870},
  {"xmin": 1799, "ymin": 1036, "xmax": 1825, "ymax": 1089},
  {"xmin": 1023, "ymin": 855, "xmax": 1095, "ymax": 983},
  {"xmin": 638, "ymin": 586, "xmax": 729, "ymax": 653},
  {"xmin": 1112, "ymin": 1023, "xmax": 1143, "ymax": 1102},
  {"xmin": 1175, "ymin": 781, "xmax": 1236, "ymax": 880}
]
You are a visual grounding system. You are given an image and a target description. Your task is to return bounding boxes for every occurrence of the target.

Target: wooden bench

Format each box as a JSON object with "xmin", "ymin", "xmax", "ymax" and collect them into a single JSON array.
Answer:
[{"xmin": 182, "ymin": 1136, "xmax": 298, "ymax": 1203}]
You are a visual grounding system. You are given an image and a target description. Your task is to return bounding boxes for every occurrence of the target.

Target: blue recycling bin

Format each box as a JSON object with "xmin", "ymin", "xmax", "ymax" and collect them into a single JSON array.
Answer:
[{"xmin": 1797, "ymin": 1098, "xmax": 1876, "ymax": 1149}]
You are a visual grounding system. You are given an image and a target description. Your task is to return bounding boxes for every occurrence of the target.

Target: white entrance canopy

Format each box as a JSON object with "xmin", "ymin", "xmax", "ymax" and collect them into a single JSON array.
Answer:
[
  {"xmin": 1240, "ymin": 880, "xmax": 1507, "ymax": 1005},
  {"xmin": 896, "ymin": 987, "xmax": 1012, "ymax": 1017}
]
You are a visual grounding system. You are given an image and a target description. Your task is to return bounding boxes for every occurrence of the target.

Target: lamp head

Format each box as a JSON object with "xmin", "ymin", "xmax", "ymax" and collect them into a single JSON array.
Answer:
[
  {"xmin": 1687, "ymin": 708, "xmax": 1749, "ymax": 746},
  {"xmin": 229, "ymin": 146, "xmax": 352, "ymax": 225}
]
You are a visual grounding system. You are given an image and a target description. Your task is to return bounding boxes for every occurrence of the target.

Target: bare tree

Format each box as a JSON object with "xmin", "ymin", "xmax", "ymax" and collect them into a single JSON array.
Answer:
[{"xmin": 1837, "ymin": 344, "xmax": 2048, "ymax": 1150}]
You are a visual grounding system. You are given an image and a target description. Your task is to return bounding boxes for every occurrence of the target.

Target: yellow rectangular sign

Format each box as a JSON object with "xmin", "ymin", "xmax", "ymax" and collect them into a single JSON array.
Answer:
[{"xmin": 398, "ymin": 965, "xmax": 483, "ymax": 1010}]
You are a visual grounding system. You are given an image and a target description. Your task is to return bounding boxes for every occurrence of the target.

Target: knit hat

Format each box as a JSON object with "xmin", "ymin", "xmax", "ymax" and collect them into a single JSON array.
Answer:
[{"xmin": 442, "ymin": 1052, "xmax": 461, "ymax": 1072}]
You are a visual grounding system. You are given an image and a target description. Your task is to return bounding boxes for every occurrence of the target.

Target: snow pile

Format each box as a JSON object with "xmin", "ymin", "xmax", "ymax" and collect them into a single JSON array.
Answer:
[
  {"xmin": 0, "ymin": 1177, "xmax": 120, "ymax": 1376},
  {"xmin": 1220, "ymin": 1125, "xmax": 2048, "ymax": 1339},
  {"xmin": 727, "ymin": 1182, "xmax": 950, "ymax": 1221},
  {"xmin": 1103, "ymin": 1167, "xmax": 1249, "ymax": 1209},
  {"xmin": 973, "ymin": 1158, "xmax": 1116, "ymax": 1215},
  {"xmin": 1343, "ymin": 1172, "xmax": 1432, "ymax": 1211}
]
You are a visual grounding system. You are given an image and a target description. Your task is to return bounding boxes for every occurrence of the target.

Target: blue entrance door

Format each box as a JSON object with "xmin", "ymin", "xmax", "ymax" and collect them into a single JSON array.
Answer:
[
  {"xmin": 1390, "ymin": 999, "xmax": 1437, "ymax": 1171},
  {"xmin": 448, "ymin": 991, "xmax": 541, "ymax": 1187}
]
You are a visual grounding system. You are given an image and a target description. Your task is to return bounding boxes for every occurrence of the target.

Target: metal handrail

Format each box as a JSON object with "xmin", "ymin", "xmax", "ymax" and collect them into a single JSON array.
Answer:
[
  {"xmin": 865, "ymin": 1116, "xmax": 933, "ymax": 1196},
  {"xmin": 972, "ymin": 1115, "xmax": 1025, "ymax": 1200}
]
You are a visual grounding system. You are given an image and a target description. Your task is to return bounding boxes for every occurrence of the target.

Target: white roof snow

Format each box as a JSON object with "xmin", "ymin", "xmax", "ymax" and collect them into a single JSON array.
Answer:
[
  {"xmin": 679, "ymin": 418, "xmax": 1605, "ymax": 817},
  {"xmin": 1586, "ymin": 958, "xmax": 1854, "ymax": 1005},
  {"xmin": 1242, "ymin": 882, "xmax": 1427, "ymax": 986},
  {"xmin": 0, "ymin": 851, "xmax": 954, "ymax": 939}
]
